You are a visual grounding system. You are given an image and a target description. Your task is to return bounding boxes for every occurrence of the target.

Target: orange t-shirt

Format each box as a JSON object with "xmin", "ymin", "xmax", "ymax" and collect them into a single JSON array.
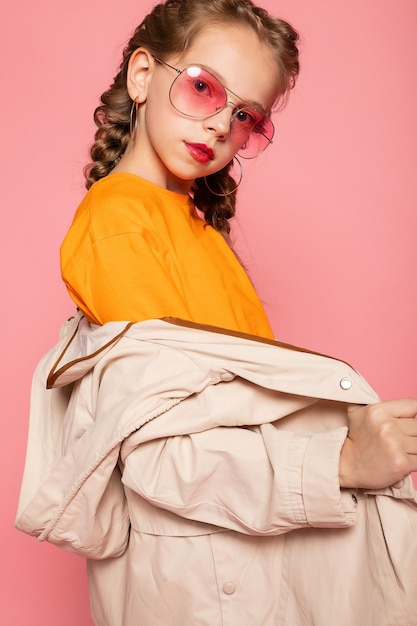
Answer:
[{"xmin": 61, "ymin": 173, "xmax": 273, "ymax": 339}]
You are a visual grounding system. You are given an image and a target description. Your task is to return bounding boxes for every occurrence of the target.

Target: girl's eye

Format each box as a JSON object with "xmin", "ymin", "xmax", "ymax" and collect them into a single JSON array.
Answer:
[
  {"xmin": 235, "ymin": 109, "xmax": 257, "ymax": 127},
  {"xmin": 192, "ymin": 79, "xmax": 211, "ymax": 95}
]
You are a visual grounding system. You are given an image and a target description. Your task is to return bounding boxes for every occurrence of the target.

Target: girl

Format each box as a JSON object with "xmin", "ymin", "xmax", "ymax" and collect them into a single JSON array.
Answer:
[
  {"xmin": 16, "ymin": 1, "xmax": 417, "ymax": 625},
  {"xmin": 60, "ymin": 0, "xmax": 297, "ymax": 334}
]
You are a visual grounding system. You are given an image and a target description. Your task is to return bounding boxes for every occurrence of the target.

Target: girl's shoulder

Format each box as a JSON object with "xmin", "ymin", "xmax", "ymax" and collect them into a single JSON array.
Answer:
[
  {"xmin": 89, "ymin": 172, "xmax": 188, "ymax": 204},
  {"xmin": 74, "ymin": 173, "xmax": 191, "ymax": 239},
  {"xmin": 86, "ymin": 172, "xmax": 189, "ymax": 216},
  {"xmin": 87, "ymin": 172, "xmax": 157, "ymax": 207}
]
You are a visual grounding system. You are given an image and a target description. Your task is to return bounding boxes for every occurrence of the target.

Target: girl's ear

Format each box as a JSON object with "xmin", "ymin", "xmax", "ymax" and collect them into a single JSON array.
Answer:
[{"xmin": 126, "ymin": 48, "xmax": 155, "ymax": 103}]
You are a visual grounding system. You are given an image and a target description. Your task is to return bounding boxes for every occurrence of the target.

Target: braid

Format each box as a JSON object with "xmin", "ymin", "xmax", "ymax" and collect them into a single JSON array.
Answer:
[
  {"xmin": 84, "ymin": 53, "xmax": 133, "ymax": 189},
  {"xmin": 192, "ymin": 163, "xmax": 237, "ymax": 242}
]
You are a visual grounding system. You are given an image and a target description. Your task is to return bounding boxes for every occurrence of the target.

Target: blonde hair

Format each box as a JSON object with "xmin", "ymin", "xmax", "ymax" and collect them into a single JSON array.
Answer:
[{"xmin": 85, "ymin": 0, "xmax": 300, "ymax": 241}]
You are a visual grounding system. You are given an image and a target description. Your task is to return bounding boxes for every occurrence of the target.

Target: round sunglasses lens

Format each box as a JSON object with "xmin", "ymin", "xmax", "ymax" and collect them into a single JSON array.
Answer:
[{"xmin": 169, "ymin": 66, "xmax": 227, "ymax": 117}]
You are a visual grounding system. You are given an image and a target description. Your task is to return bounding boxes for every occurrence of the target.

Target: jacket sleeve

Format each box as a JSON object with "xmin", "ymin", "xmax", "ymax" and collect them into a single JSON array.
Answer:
[{"xmin": 121, "ymin": 410, "xmax": 357, "ymax": 536}]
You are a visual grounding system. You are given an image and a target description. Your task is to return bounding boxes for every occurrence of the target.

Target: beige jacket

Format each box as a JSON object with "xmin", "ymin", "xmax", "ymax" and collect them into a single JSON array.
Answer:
[{"xmin": 16, "ymin": 314, "xmax": 417, "ymax": 626}]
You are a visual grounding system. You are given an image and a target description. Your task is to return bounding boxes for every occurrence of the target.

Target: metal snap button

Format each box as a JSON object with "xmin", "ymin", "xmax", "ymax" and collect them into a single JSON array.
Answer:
[{"xmin": 340, "ymin": 377, "xmax": 352, "ymax": 390}]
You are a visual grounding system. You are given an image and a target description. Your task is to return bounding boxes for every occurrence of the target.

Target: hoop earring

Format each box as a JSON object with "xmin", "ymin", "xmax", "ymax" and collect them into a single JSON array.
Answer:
[
  {"xmin": 204, "ymin": 156, "xmax": 243, "ymax": 197},
  {"xmin": 130, "ymin": 99, "xmax": 139, "ymax": 141}
]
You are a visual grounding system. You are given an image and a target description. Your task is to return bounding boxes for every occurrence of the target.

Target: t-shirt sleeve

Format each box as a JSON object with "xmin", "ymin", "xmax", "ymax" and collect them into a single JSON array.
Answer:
[
  {"xmin": 62, "ymin": 231, "xmax": 192, "ymax": 324},
  {"xmin": 60, "ymin": 189, "xmax": 192, "ymax": 324}
]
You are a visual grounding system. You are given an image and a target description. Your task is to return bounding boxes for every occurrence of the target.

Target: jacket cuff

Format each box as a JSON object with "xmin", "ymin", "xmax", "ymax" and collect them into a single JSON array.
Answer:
[{"xmin": 299, "ymin": 427, "xmax": 358, "ymax": 527}]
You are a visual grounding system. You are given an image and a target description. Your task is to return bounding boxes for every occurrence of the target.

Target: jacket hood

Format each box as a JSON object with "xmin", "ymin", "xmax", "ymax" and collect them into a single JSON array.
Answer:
[{"xmin": 46, "ymin": 316, "xmax": 132, "ymax": 388}]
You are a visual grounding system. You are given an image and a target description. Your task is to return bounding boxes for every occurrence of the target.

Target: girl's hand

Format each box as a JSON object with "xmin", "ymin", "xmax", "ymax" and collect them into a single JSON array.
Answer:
[{"xmin": 339, "ymin": 399, "xmax": 417, "ymax": 489}]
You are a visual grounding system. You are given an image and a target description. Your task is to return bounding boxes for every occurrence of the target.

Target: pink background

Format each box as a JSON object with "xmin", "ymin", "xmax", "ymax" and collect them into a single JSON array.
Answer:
[{"xmin": 2, "ymin": 1, "xmax": 416, "ymax": 623}]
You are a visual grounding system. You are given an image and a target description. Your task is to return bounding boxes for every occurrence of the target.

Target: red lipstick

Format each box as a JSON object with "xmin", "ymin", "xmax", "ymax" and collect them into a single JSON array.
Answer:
[{"xmin": 185, "ymin": 143, "xmax": 215, "ymax": 164}]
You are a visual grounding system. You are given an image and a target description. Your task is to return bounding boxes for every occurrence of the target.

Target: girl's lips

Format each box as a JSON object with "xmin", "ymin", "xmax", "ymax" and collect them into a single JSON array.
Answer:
[{"xmin": 185, "ymin": 143, "xmax": 215, "ymax": 164}]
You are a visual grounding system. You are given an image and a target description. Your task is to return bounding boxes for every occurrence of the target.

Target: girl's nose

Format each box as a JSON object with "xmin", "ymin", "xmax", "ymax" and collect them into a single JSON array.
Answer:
[{"xmin": 203, "ymin": 105, "xmax": 234, "ymax": 138}]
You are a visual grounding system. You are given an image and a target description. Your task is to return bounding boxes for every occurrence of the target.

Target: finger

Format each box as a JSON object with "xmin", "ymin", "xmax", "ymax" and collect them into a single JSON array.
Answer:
[
  {"xmin": 347, "ymin": 398, "xmax": 417, "ymax": 419},
  {"xmin": 397, "ymin": 418, "xmax": 417, "ymax": 436},
  {"xmin": 378, "ymin": 398, "xmax": 417, "ymax": 419},
  {"xmin": 403, "ymin": 432, "xmax": 417, "ymax": 455}
]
